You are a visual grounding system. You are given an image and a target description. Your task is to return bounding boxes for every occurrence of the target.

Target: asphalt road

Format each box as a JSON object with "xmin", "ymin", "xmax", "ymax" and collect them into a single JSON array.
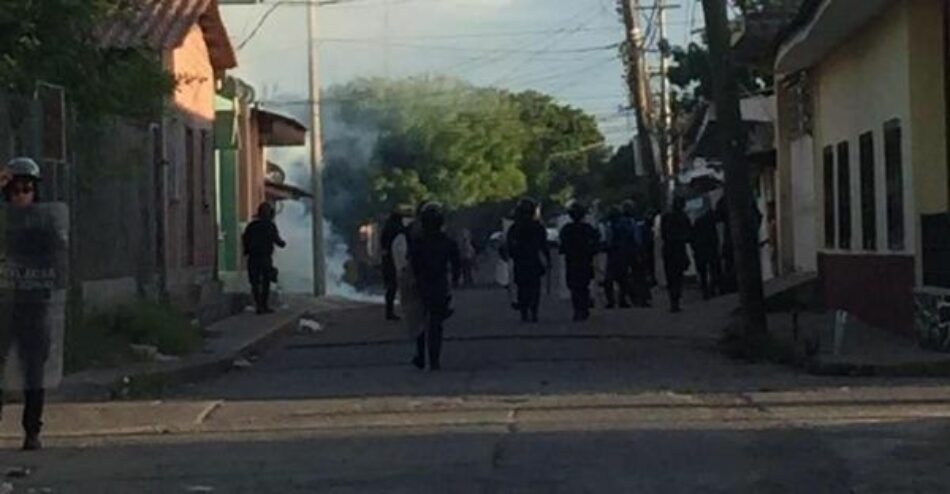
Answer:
[{"xmin": 4, "ymin": 287, "xmax": 950, "ymax": 493}]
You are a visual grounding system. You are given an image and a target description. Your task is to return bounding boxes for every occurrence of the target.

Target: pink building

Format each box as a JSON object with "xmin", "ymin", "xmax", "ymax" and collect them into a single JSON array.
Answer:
[{"xmin": 101, "ymin": 0, "xmax": 237, "ymax": 310}]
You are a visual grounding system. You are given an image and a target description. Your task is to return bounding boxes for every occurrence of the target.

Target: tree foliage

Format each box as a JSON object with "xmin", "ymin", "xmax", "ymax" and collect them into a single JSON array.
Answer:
[
  {"xmin": 323, "ymin": 77, "xmax": 609, "ymax": 236},
  {"xmin": 0, "ymin": 0, "xmax": 174, "ymax": 118},
  {"xmin": 666, "ymin": 0, "xmax": 780, "ymax": 120}
]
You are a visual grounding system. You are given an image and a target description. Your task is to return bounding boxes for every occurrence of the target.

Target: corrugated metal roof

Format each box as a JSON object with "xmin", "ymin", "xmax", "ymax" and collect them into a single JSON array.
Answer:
[
  {"xmin": 254, "ymin": 109, "xmax": 307, "ymax": 147},
  {"xmin": 99, "ymin": 0, "xmax": 236, "ymax": 70}
]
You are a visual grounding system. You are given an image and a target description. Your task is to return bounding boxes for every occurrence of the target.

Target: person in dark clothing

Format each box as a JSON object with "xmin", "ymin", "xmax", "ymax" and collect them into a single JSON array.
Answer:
[
  {"xmin": 692, "ymin": 202, "xmax": 723, "ymax": 300},
  {"xmin": 0, "ymin": 157, "xmax": 64, "ymax": 451},
  {"xmin": 409, "ymin": 203, "xmax": 461, "ymax": 371},
  {"xmin": 507, "ymin": 198, "xmax": 550, "ymax": 323},
  {"xmin": 559, "ymin": 201, "xmax": 600, "ymax": 321},
  {"xmin": 621, "ymin": 200, "xmax": 651, "ymax": 307},
  {"xmin": 603, "ymin": 206, "xmax": 634, "ymax": 309},
  {"xmin": 380, "ymin": 210, "xmax": 406, "ymax": 321},
  {"xmin": 643, "ymin": 209, "xmax": 658, "ymax": 288},
  {"xmin": 716, "ymin": 197, "xmax": 762, "ymax": 294},
  {"xmin": 242, "ymin": 202, "xmax": 286, "ymax": 314},
  {"xmin": 662, "ymin": 197, "xmax": 692, "ymax": 313},
  {"xmin": 715, "ymin": 198, "xmax": 736, "ymax": 294}
]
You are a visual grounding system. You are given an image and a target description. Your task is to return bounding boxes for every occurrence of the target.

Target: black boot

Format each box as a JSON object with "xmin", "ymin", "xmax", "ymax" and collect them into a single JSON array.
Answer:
[
  {"xmin": 412, "ymin": 334, "xmax": 426, "ymax": 369},
  {"xmin": 427, "ymin": 325, "xmax": 443, "ymax": 371},
  {"xmin": 22, "ymin": 389, "xmax": 43, "ymax": 451}
]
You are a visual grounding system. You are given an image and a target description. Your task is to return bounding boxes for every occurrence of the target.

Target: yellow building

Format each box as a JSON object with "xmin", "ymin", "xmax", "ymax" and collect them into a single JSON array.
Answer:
[{"xmin": 775, "ymin": 0, "xmax": 950, "ymax": 335}]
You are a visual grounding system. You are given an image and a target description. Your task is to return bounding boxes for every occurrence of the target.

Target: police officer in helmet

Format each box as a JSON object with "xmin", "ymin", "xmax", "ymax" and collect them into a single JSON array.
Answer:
[
  {"xmin": 0, "ymin": 157, "xmax": 53, "ymax": 450},
  {"xmin": 408, "ymin": 202, "xmax": 461, "ymax": 371},
  {"xmin": 559, "ymin": 200, "xmax": 600, "ymax": 321}
]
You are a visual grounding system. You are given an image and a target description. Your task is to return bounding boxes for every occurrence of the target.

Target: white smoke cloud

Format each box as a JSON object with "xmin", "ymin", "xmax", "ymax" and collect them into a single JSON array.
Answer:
[{"xmin": 274, "ymin": 200, "xmax": 382, "ymax": 303}]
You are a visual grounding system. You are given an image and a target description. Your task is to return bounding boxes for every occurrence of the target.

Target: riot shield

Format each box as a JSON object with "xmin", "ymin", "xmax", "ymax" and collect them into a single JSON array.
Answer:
[{"xmin": 0, "ymin": 202, "xmax": 68, "ymax": 391}]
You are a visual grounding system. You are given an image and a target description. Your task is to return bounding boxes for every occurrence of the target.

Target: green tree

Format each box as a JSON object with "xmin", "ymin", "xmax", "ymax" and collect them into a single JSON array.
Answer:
[
  {"xmin": 322, "ymin": 77, "xmax": 610, "ymax": 241},
  {"xmin": 510, "ymin": 91, "xmax": 607, "ymax": 204},
  {"xmin": 0, "ymin": 0, "xmax": 173, "ymax": 118}
]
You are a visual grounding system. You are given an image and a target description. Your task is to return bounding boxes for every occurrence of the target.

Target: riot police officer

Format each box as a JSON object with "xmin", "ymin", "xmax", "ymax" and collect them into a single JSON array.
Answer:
[
  {"xmin": 409, "ymin": 203, "xmax": 461, "ymax": 371},
  {"xmin": 506, "ymin": 198, "xmax": 550, "ymax": 323},
  {"xmin": 0, "ymin": 157, "xmax": 56, "ymax": 450},
  {"xmin": 559, "ymin": 201, "xmax": 600, "ymax": 321}
]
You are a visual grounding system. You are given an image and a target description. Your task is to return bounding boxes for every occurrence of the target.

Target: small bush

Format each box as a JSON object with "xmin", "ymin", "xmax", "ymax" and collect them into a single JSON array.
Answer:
[{"xmin": 66, "ymin": 302, "xmax": 202, "ymax": 373}]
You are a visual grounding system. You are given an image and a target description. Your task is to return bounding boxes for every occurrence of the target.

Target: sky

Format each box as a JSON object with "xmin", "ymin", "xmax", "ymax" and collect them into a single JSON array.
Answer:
[{"xmin": 220, "ymin": 0, "xmax": 703, "ymax": 149}]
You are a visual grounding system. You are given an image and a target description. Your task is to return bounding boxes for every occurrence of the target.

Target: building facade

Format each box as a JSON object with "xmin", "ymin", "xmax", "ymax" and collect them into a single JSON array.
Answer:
[{"xmin": 775, "ymin": 0, "xmax": 950, "ymax": 334}]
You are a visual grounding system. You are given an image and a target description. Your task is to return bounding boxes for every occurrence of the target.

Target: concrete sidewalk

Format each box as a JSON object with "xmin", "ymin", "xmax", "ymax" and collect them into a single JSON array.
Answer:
[
  {"xmin": 769, "ymin": 310, "xmax": 950, "ymax": 376},
  {"xmin": 8, "ymin": 384, "xmax": 950, "ymax": 444},
  {"xmin": 50, "ymin": 296, "xmax": 370, "ymax": 402}
]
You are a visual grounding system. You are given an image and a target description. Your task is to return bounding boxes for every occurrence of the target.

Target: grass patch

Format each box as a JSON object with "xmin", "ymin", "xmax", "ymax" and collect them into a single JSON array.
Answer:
[{"xmin": 66, "ymin": 302, "xmax": 202, "ymax": 373}]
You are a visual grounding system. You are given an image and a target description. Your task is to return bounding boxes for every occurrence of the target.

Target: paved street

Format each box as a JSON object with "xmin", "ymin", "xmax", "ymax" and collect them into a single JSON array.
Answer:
[{"xmin": 5, "ymin": 287, "xmax": 950, "ymax": 492}]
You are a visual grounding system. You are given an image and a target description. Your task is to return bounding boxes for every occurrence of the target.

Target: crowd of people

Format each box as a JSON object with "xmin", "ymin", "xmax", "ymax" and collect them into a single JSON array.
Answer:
[{"xmin": 379, "ymin": 194, "xmax": 740, "ymax": 371}]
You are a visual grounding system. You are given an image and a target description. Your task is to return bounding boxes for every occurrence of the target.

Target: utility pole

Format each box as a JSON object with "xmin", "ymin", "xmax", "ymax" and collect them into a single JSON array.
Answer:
[
  {"xmin": 307, "ymin": 0, "xmax": 327, "ymax": 296},
  {"xmin": 655, "ymin": 2, "xmax": 676, "ymax": 177},
  {"xmin": 635, "ymin": 2, "xmax": 679, "ymax": 178},
  {"xmin": 620, "ymin": 0, "xmax": 659, "ymax": 197},
  {"xmin": 700, "ymin": 0, "xmax": 767, "ymax": 343}
]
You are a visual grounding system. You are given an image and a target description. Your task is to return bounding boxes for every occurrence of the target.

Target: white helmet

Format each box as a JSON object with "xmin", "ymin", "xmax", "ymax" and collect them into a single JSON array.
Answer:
[{"xmin": 4, "ymin": 157, "xmax": 41, "ymax": 181}]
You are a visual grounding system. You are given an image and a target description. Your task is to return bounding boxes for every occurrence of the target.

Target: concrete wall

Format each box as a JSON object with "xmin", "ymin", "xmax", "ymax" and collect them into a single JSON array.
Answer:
[
  {"xmin": 72, "ymin": 118, "xmax": 159, "ymax": 305},
  {"xmin": 813, "ymin": 0, "xmax": 912, "ymax": 257},
  {"xmin": 164, "ymin": 23, "xmax": 221, "ymax": 308},
  {"xmin": 907, "ymin": 0, "xmax": 949, "ymax": 218},
  {"xmin": 171, "ymin": 26, "xmax": 216, "ymax": 123},
  {"xmin": 819, "ymin": 253, "xmax": 916, "ymax": 333},
  {"xmin": 790, "ymin": 136, "xmax": 817, "ymax": 272}
]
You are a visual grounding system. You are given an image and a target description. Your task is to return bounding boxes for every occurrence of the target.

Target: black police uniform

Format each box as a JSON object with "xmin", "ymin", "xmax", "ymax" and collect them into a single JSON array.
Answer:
[
  {"xmin": 409, "ymin": 226, "xmax": 461, "ymax": 370},
  {"xmin": 559, "ymin": 220, "xmax": 600, "ymax": 320},
  {"xmin": 242, "ymin": 217, "xmax": 286, "ymax": 313},
  {"xmin": 506, "ymin": 219, "xmax": 549, "ymax": 322}
]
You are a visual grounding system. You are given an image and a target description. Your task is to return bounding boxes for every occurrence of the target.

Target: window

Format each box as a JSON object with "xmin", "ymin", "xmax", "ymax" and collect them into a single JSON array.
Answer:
[
  {"xmin": 884, "ymin": 119, "xmax": 905, "ymax": 250},
  {"xmin": 837, "ymin": 141, "xmax": 852, "ymax": 250},
  {"xmin": 859, "ymin": 132, "xmax": 877, "ymax": 250},
  {"xmin": 186, "ymin": 127, "xmax": 196, "ymax": 266},
  {"xmin": 168, "ymin": 122, "xmax": 182, "ymax": 201},
  {"xmin": 823, "ymin": 146, "xmax": 835, "ymax": 249},
  {"xmin": 200, "ymin": 129, "xmax": 210, "ymax": 211}
]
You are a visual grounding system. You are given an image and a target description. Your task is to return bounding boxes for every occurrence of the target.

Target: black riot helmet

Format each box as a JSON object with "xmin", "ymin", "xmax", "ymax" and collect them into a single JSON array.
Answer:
[
  {"xmin": 515, "ymin": 197, "xmax": 538, "ymax": 221},
  {"xmin": 567, "ymin": 200, "xmax": 588, "ymax": 221},
  {"xmin": 420, "ymin": 202, "xmax": 445, "ymax": 232},
  {"xmin": 621, "ymin": 199, "xmax": 636, "ymax": 217}
]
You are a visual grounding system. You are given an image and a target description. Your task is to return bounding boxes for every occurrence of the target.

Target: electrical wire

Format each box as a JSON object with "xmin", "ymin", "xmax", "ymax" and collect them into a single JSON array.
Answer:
[
  {"xmin": 488, "ymin": 7, "xmax": 606, "ymax": 87},
  {"xmin": 236, "ymin": 0, "xmax": 429, "ymax": 50}
]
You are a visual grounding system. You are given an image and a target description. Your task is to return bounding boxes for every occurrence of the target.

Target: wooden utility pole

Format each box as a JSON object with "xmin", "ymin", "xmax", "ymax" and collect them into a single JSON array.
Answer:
[
  {"xmin": 701, "ymin": 0, "xmax": 767, "ymax": 342},
  {"xmin": 653, "ymin": 2, "xmax": 679, "ymax": 177},
  {"xmin": 620, "ymin": 0, "xmax": 659, "ymax": 186},
  {"xmin": 307, "ymin": 0, "xmax": 327, "ymax": 296}
]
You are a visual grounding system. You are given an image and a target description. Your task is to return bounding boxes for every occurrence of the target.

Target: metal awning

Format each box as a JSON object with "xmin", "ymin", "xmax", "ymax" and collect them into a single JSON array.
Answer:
[
  {"xmin": 266, "ymin": 181, "xmax": 313, "ymax": 202},
  {"xmin": 731, "ymin": 7, "xmax": 801, "ymax": 68},
  {"xmin": 775, "ymin": 0, "xmax": 890, "ymax": 73},
  {"xmin": 254, "ymin": 109, "xmax": 307, "ymax": 147}
]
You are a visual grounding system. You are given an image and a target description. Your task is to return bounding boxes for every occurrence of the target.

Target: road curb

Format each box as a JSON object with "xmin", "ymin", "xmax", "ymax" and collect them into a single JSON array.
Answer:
[
  {"xmin": 806, "ymin": 357, "xmax": 950, "ymax": 377},
  {"xmin": 51, "ymin": 309, "xmax": 307, "ymax": 402}
]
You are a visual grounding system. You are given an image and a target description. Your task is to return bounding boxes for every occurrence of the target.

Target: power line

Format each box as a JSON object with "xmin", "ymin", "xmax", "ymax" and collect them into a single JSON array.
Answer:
[
  {"xmin": 489, "ymin": 7, "xmax": 606, "ymax": 87},
  {"xmin": 235, "ymin": 0, "xmax": 427, "ymax": 50},
  {"xmin": 316, "ymin": 39, "xmax": 622, "ymax": 55},
  {"xmin": 302, "ymin": 26, "xmax": 622, "ymax": 41},
  {"xmin": 493, "ymin": 54, "xmax": 621, "ymax": 87}
]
